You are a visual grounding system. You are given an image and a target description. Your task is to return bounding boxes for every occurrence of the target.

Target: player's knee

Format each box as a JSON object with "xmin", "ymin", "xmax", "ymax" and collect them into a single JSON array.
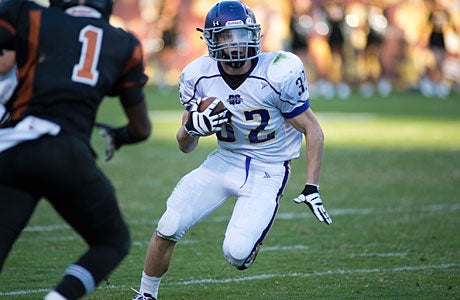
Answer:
[
  {"xmin": 222, "ymin": 234, "xmax": 254, "ymax": 267},
  {"xmin": 117, "ymin": 226, "xmax": 131, "ymax": 257},
  {"xmin": 112, "ymin": 221, "xmax": 131, "ymax": 258},
  {"xmin": 89, "ymin": 212, "xmax": 131, "ymax": 260},
  {"xmin": 156, "ymin": 208, "xmax": 185, "ymax": 241}
]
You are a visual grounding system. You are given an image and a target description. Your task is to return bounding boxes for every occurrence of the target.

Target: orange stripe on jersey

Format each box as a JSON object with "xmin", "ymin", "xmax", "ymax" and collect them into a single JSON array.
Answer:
[
  {"xmin": 113, "ymin": 44, "xmax": 145, "ymax": 89},
  {"xmin": 13, "ymin": 10, "xmax": 41, "ymax": 121},
  {"xmin": 117, "ymin": 81, "xmax": 142, "ymax": 89},
  {"xmin": 0, "ymin": 19, "xmax": 15, "ymax": 35},
  {"xmin": 120, "ymin": 44, "xmax": 143, "ymax": 76}
]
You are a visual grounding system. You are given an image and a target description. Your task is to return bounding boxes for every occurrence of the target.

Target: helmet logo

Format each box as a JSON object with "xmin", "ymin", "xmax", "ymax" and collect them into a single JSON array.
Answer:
[
  {"xmin": 246, "ymin": 18, "xmax": 254, "ymax": 24},
  {"xmin": 226, "ymin": 20, "xmax": 244, "ymax": 26},
  {"xmin": 213, "ymin": 20, "xmax": 221, "ymax": 27}
]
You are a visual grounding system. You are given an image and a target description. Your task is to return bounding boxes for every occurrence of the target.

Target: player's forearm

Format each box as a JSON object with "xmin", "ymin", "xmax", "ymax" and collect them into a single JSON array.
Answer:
[
  {"xmin": 305, "ymin": 128, "xmax": 324, "ymax": 184},
  {"xmin": 124, "ymin": 101, "xmax": 151, "ymax": 143},
  {"xmin": 176, "ymin": 125, "xmax": 199, "ymax": 153},
  {"xmin": 0, "ymin": 50, "xmax": 15, "ymax": 74}
]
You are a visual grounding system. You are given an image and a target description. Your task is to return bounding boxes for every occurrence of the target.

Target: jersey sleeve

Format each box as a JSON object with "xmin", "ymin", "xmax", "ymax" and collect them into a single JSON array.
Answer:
[
  {"xmin": 0, "ymin": 0, "xmax": 28, "ymax": 50},
  {"xmin": 178, "ymin": 66, "xmax": 195, "ymax": 109},
  {"xmin": 267, "ymin": 51, "xmax": 310, "ymax": 119},
  {"xmin": 178, "ymin": 57, "xmax": 213, "ymax": 110},
  {"xmin": 108, "ymin": 33, "xmax": 148, "ymax": 105}
]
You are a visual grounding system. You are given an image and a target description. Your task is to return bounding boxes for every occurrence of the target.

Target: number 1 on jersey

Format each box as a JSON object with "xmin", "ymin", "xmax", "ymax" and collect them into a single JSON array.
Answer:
[{"xmin": 72, "ymin": 25, "xmax": 103, "ymax": 86}]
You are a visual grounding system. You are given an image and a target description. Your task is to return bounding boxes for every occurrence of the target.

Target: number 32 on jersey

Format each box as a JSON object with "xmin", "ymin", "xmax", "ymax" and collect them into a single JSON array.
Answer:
[{"xmin": 217, "ymin": 108, "xmax": 274, "ymax": 144}]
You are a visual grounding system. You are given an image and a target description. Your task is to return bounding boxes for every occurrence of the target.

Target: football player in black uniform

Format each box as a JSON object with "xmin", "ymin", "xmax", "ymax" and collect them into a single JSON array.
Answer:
[{"xmin": 0, "ymin": 0, "xmax": 151, "ymax": 299}]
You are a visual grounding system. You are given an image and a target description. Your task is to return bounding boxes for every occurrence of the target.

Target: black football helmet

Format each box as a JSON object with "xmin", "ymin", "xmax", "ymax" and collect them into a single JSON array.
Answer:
[
  {"xmin": 201, "ymin": 1, "xmax": 261, "ymax": 68},
  {"xmin": 49, "ymin": 0, "xmax": 113, "ymax": 20}
]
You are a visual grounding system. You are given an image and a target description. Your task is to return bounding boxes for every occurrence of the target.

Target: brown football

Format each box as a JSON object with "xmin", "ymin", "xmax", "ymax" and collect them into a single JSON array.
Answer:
[{"xmin": 198, "ymin": 97, "xmax": 226, "ymax": 115}]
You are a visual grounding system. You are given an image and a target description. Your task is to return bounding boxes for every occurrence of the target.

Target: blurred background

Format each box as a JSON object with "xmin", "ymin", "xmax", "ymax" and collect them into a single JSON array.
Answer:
[{"xmin": 38, "ymin": 0, "xmax": 460, "ymax": 99}]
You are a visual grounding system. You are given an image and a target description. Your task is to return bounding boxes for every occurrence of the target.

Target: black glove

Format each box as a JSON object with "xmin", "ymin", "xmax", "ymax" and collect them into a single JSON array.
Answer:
[
  {"xmin": 294, "ymin": 184, "xmax": 332, "ymax": 224},
  {"xmin": 95, "ymin": 123, "xmax": 131, "ymax": 162}
]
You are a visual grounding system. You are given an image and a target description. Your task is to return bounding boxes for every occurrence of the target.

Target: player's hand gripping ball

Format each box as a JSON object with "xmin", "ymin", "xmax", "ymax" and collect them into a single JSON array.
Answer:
[
  {"xmin": 184, "ymin": 97, "xmax": 229, "ymax": 137},
  {"xmin": 198, "ymin": 96, "xmax": 226, "ymax": 115}
]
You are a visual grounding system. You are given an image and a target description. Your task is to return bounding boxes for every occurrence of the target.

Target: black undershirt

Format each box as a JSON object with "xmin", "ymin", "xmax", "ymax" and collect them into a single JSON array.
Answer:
[{"xmin": 218, "ymin": 58, "xmax": 259, "ymax": 90}]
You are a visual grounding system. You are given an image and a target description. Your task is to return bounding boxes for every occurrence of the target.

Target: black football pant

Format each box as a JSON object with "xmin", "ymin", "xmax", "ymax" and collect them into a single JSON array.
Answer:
[{"xmin": 0, "ymin": 133, "xmax": 131, "ymax": 299}]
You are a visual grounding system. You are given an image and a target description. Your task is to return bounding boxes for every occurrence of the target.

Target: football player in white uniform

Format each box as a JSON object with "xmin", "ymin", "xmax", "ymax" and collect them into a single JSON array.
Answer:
[
  {"xmin": 0, "ymin": 50, "xmax": 17, "ymax": 120},
  {"xmin": 133, "ymin": 1, "xmax": 332, "ymax": 299}
]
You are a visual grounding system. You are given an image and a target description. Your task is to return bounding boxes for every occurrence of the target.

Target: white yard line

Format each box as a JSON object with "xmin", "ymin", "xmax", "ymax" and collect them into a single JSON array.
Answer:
[
  {"xmin": 4, "ymin": 203, "xmax": 456, "ymax": 296},
  {"xmin": 169, "ymin": 263, "xmax": 460, "ymax": 286},
  {"xmin": 23, "ymin": 203, "xmax": 460, "ymax": 232},
  {"xmin": 351, "ymin": 252, "xmax": 408, "ymax": 258},
  {"xmin": 1, "ymin": 263, "xmax": 458, "ymax": 296}
]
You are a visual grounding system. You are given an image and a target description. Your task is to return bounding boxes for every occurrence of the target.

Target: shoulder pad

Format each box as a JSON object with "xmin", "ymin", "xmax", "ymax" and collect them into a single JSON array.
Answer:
[
  {"xmin": 266, "ymin": 51, "xmax": 304, "ymax": 83},
  {"xmin": 180, "ymin": 56, "xmax": 216, "ymax": 83}
]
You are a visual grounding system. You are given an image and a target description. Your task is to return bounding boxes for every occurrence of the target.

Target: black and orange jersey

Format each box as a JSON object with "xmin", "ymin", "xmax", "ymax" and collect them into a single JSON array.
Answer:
[{"xmin": 0, "ymin": 0, "xmax": 148, "ymax": 143}]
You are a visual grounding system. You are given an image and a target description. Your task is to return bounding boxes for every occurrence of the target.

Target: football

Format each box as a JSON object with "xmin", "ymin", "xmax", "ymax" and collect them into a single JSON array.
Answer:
[{"xmin": 198, "ymin": 96, "xmax": 226, "ymax": 115}]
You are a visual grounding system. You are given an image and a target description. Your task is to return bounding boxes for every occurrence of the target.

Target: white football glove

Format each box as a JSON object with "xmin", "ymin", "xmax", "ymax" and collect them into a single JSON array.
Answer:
[
  {"xmin": 184, "ymin": 98, "xmax": 229, "ymax": 137},
  {"xmin": 0, "ymin": 104, "xmax": 5, "ymax": 120},
  {"xmin": 95, "ymin": 123, "xmax": 117, "ymax": 162},
  {"xmin": 294, "ymin": 184, "xmax": 332, "ymax": 224}
]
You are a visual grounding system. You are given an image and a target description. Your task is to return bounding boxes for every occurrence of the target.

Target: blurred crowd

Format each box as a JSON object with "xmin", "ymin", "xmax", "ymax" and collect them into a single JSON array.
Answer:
[{"xmin": 110, "ymin": 0, "xmax": 460, "ymax": 98}]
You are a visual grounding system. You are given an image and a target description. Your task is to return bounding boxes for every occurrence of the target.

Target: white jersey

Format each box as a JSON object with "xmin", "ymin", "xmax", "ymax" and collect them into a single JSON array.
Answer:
[
  {"xmin": 0, "ymin": 65, "xmax": 17, "ymax": 105},
  {"xmin": 179, "ymin": 50, "xmax": 310, "ymax": 163}
]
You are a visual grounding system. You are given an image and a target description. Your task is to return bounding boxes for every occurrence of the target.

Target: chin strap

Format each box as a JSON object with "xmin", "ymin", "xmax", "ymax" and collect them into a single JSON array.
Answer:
[{"xmin": 225, "ymin": 61, "xmax": 245, "ymax": 68}]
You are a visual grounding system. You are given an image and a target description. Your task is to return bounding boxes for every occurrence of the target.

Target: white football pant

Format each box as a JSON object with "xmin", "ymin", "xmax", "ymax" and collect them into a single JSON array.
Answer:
[{"xmin": 157, "ymin": 148, "xmax": 291, "ymax": 268}]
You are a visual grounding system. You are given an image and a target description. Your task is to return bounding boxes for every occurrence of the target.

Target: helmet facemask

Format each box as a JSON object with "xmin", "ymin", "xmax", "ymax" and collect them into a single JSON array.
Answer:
[{"xmin": 204, "ymin": 25, "xmax": 261, "ymax": 68}]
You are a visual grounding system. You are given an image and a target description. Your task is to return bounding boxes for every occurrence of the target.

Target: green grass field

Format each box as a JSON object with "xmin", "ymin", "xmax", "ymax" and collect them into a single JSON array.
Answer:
[{"xmin": 1, "ymin": 88, "xmax": 459, "ymax": 299}]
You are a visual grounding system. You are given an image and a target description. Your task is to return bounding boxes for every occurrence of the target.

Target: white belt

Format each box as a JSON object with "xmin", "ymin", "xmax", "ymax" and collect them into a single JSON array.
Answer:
[{"xmin": 0, "ymin": 116, "xmax": 61, "ymax": 153}]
